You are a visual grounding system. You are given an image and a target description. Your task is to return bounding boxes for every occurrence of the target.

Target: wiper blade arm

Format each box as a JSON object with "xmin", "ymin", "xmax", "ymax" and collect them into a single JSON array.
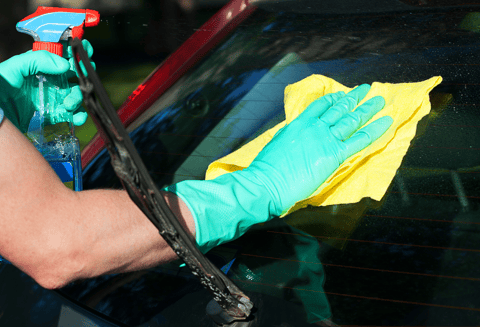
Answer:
[{"xmin": 71, "ymin": 37, "xmax": 253, "ymax": 324}]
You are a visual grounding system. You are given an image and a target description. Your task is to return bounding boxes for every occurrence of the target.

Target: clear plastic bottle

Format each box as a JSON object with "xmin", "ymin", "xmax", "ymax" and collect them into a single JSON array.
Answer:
[{"xmin": 24, "ymin": 72, "xmax": 83, "ymax": 191}]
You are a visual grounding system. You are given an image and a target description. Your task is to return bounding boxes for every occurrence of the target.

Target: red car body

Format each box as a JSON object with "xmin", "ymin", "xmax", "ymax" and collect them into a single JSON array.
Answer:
[{"xmin": 82, "ymin": 0, "xmax": 256, "ymax": 167}]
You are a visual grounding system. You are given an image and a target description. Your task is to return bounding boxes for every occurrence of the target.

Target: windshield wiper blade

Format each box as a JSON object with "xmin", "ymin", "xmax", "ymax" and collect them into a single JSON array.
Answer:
[{"xmin": 71, "ymin": 37, "xmax": 254, "ymax": 325}]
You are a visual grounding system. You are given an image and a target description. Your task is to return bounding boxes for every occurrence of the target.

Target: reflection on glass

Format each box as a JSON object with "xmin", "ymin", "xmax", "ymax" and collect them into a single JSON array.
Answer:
[{"xmin": 77, "ymin": 7, "xmax": 480, "ymax": 326}]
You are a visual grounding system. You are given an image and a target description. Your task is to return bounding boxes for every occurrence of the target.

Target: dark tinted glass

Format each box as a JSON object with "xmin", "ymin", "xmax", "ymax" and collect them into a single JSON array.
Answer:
[{"xmin": 71, "ymin": 6, "xmax": 480, "ymax": 326}]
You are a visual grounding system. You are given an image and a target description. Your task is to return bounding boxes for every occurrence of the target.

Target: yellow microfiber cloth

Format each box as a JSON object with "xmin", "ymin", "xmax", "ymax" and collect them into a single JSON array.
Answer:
[{"xmin": 205, "ymin": 75, "xmax": 442, "ymax": 218}]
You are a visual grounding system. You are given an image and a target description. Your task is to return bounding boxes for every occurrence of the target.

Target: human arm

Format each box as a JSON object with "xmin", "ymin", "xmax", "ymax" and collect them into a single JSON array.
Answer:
[
  {"xmin": 0, "ymin": 114, "xmax": 197, "ymax": 286},
  {"xmin": 0, "ymin": 46, "xmax": 197, "ymax": 289},
  {"xmin": 0, "ymin": 114, "xmax": 196, "ymax": 289},
  {"xmin": 0, "ymin": 87, "xmax": 390, "ymax": 289},
  {"xmin": 0, "ymin": 46, "xmax": 392, "ymax": 289}
]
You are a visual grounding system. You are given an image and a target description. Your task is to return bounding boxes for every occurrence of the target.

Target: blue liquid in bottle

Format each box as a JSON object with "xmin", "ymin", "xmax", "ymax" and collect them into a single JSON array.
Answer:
[{"xmin": 41, "ymin": 136, "xmax": 83, "ymax": 191}]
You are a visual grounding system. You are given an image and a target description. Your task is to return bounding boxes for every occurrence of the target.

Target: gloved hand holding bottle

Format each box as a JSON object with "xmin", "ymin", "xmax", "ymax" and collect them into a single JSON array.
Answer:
[
  {"xmin": 165, "ymin": 84, "xmax": 394, "ymax": 253},
  {"xmin": 0, "ymin": 39, "xmax": 95, "ymax": 134},
  {"xmin": 0, "ymin": 39, "xmax": 96, "ymax": 192}
]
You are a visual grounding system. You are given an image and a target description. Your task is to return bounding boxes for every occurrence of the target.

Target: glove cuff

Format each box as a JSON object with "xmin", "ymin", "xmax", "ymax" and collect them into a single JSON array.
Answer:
[{"xmin": 164, "ymin": 170, "xmax": 276, "ymax": 253}]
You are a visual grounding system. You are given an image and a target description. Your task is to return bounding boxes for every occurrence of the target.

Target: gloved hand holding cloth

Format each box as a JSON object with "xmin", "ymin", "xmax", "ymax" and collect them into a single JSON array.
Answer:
[{"xmin": 165, "ymin": 84, "xmax": 393, "ymax": 253}]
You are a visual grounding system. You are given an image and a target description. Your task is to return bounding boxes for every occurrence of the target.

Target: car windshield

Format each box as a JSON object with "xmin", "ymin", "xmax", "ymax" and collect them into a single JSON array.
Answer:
[{"xmin": 63, "ymin": 5, "xmax": 480, "ymax": 326}]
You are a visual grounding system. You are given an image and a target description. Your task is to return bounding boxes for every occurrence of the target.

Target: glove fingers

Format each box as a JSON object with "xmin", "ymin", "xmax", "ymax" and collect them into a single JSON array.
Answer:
[
  {"xmin": 45, "ymin": 107, "xmax": 87, "ymax": 126},
  {"xmin": 299, "ymin": 91, "xmax": 345, "ymax": 121},
  {"xmin": 346, "ymin": 83, "xmax": 371, "ymax": 102},
  {"xmin": 320, "ymin": 84, "xmax": 370, "ymax": 126},
  {"xmin": 64, "ymin": 40, "xmax": 95, "ymax": 78},
  {"xmin": 73, "ymin": 109, "xmax": 88, "ymax": 126},
  {"xmin": 320, "ymin": 95, "xmax": 357, "ymax": 126},
  {"xmin": 64, "ymin": 39, "xmax": 94, "ymax": 59},
  {"xmin": 330, "ymin": 96, "xmax": 385, "ymax": 140},
  {"xmin": 343, "ymin": 115, "xmax": 393, "ymax": 159},
  {"xmin": 66, "ymin": 84, "xmax": 88, "ymax": 126},
  {"xmin": 68, "ymin": 58, "xmax": 96, "ymax": 78},
  {"xmin": 19, "ymin": 51, "xmax": 70, "ymax": 78},
  {"xmin": 63, "ymin": 84, "xmax": 83, "ymax": 112}
]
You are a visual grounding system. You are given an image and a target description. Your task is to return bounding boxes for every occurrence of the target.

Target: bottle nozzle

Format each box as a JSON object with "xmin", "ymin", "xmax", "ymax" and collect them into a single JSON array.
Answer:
[{"xmin": 17, "ymin": 7, "xmax": 100, "ymax": 55}]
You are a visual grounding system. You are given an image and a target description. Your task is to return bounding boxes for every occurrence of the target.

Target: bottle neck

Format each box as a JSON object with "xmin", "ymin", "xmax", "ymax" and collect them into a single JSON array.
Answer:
[{"xmin": 33, "ymin": 41, "xmax": 63, "ymax": 56}]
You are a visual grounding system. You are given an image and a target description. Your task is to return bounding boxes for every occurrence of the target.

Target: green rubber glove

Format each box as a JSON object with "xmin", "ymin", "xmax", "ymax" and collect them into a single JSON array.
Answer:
[
  {"xmin": 0, "ymin": 39, "xmax": 95, "ymax": 133},
  {"xmin": 165, "ymin": 84, "xmax": 394, "ymax": 253}
]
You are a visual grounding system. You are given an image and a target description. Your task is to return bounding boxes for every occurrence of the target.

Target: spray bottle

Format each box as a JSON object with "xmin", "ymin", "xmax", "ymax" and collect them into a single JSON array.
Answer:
[
  {"xmin": 16, "ymin": 7, "xmax": 100, "ymax": 191},
  {"xmin": 0, "ymin": 7, "xmax": 100, "ymax": 266}
]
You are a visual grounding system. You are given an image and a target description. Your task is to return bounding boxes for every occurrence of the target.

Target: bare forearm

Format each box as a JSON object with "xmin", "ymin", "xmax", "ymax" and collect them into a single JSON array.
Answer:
[
  {"xmin": 0, "ymin": 117, "xmax": 196, "ymax": 289},
  {"xmin": 70, "ymin": 189, "xmax": 195, "ymax": 281}
]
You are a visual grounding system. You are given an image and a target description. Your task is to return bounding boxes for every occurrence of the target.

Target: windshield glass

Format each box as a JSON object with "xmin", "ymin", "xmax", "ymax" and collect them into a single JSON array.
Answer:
[{"xmin": 69, "ymin": 6, "xmax": 480, "ymax": 326}]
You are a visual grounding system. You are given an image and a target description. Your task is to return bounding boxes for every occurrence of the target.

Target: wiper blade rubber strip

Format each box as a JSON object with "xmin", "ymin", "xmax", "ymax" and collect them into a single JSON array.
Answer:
[{"xmin": 71, "ymin": 37, "xmax": 253, "ymax": 325}]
